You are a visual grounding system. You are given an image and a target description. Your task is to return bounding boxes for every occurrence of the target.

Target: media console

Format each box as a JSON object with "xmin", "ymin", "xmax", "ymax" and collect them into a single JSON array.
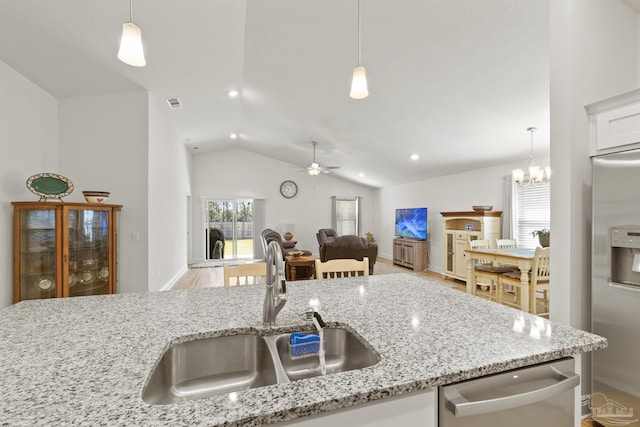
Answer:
[{"xmin": 393, "ymin": 238, "xmax": 427, "ymax": 272}]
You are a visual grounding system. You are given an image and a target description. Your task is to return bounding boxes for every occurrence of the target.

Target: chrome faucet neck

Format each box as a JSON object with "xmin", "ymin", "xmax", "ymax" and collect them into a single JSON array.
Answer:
[{"xmin": 264, "ymin": 241, "xmax": 287, "ymax": 325}]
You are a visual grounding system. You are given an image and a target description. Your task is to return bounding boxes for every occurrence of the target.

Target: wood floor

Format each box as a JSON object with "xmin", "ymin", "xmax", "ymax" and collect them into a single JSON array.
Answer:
[
  {"xmin": 172, "ymin": 264, "xmax": 225, "ymax": 290},
  {"xmin": 172, "ymin": 258, "xmax": 547, "ymax": 315},
  {"xmin": 171, "ymin": 257, "xmax": 447, "ymax": 290}
]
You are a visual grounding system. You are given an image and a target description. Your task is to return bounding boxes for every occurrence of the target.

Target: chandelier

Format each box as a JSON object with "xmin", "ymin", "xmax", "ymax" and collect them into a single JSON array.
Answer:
[{"xmin": 512, "ymin": 127, "xmax": 550, "ymax": 184}]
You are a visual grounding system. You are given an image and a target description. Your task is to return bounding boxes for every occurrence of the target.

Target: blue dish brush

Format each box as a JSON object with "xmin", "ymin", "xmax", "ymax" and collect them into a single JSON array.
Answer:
[{"xmin": 290, "ymin": 333, "xmax": 320, "ymax": 359}]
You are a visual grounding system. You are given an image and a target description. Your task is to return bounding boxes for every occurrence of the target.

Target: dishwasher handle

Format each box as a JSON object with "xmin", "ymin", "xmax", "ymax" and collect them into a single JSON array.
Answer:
[{"xmin": 444, "ymin": 368, "xmax": 580, "ymax": 417}]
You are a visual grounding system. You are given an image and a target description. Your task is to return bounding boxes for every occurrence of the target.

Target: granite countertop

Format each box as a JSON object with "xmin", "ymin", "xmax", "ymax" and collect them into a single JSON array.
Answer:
[{"xmin": 0, "ymin": 273, "xmax": 606, "ymax": 426}]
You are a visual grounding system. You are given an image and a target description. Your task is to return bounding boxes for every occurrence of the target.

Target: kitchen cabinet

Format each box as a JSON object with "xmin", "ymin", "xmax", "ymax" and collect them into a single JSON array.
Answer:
[
  {"xmin": 13, "ymin": 201, "xmax": 122, "ymax": 302},
  {"xmin": 282, "ymin": 388, "xmax": 436, "ymax": 426},
  {"xmin": 441, "ymin": 211, "xmax": 501, "ymax": 282},
  {"xmin": 393, "ymin": 238, "xmax": 427, "ymax": 271},
  {"xmin": 586, "ymin": 88, "xmax": 640, "ymax": 156}
]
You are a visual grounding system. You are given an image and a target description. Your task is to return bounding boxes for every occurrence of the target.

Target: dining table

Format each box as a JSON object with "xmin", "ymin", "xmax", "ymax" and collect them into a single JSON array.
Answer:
[{"xmin": 464, "ymin": 247, "xmax": 536, "ymax": 313}]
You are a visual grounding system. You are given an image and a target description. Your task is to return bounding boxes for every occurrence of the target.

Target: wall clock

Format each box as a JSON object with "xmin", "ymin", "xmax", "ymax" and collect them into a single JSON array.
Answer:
[{"xmin": 280, "ymin": 180, "xmax": 298, "ymax": 198}]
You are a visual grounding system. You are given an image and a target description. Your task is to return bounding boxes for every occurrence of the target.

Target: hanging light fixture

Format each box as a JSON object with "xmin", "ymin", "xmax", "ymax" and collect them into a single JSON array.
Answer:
[
  {"xmin": 350, "ymin": 0, "xmax": 368, "ymax": 99},
  {"xmin": 117, "ymin": 0, "xmax": 146, "ymax": 67},
  {"xmin": 512, "ymin": 127, "xmax": 550, "ymax": 184}
]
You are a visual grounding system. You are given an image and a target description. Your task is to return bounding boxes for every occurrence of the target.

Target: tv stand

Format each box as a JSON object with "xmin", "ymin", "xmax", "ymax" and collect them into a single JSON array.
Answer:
[{"xmin": 393, "ymin": 238, "xmax": 427, "ymax": 271}]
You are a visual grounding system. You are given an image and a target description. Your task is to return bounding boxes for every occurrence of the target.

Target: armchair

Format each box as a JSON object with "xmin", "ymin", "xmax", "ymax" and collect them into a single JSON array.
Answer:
[
  {"xmin": 260, "ymin": 228, "xmax": 311, "ymax": 260},
  {"xmin": 316, "ymin": 228, "xmax": 339, "ymax": 249},
  {"xmin": 318, "ymin": 230, "xmax": 377, "ymax": 275}
]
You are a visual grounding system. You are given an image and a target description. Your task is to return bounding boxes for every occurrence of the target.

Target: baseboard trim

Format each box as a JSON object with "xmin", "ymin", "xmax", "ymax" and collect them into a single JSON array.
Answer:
[{"xmin": 162, "ymin": 265, "xmax": 188, "ymax": 291}]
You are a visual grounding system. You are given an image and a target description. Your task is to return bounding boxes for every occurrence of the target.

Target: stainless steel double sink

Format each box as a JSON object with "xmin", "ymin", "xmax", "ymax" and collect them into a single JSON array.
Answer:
[{"xmin": 142, "ymin": 327, "xmax": 380, "ymax": 405}]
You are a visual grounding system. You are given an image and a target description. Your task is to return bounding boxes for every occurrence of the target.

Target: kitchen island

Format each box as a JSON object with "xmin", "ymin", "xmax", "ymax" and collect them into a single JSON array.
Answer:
[{"xmin": 0, "ymin": 273, "xmax": 606, "ymax": 426}]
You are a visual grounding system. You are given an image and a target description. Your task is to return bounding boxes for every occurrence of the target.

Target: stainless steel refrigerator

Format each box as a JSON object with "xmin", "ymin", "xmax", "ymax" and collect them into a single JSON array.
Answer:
[{"xmin": 592, "ymin": 148, "xmax": 640, "ymax": 427}]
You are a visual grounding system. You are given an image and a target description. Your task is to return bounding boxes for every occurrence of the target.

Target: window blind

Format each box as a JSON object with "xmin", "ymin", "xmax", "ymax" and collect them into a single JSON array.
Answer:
[
  {"xmin": 513, "ymin": 181, "xmax": 550, "ymax": 248},
  {"xmin": 331, "ymin": 196, "xmax": 361, "ymax": 236}
]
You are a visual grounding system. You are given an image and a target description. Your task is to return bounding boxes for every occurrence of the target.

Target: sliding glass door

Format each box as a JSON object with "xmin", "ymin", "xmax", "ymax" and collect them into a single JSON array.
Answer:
[{"xmin": 204, "ymin": 199, "xmax": 254, "ymax": 261}]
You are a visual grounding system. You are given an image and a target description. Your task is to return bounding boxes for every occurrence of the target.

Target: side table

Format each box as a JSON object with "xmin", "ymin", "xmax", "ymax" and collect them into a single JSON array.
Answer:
[{"xmin": 285, "ymin": 255, "xmax": 316, "ymax": 281}]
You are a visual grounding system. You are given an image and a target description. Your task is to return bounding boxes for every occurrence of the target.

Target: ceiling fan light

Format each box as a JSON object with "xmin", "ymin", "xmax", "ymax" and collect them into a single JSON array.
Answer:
[
  {"xmin": 350, "ymin": 66, "xmax": 369, "ymax": 99},
  {"xmin": 118, "ymin": 22, "xmax": 146, "ymax": 67},
  {"xmin": 308, "ymin": 168, "xmax": 321, "ymax": 176}
]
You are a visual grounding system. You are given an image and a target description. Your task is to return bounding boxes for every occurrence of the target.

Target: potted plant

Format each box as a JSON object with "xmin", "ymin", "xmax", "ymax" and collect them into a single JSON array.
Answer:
[{"xmin": 531, "ymin": 228, "xmax": 550, "ymax": 247}]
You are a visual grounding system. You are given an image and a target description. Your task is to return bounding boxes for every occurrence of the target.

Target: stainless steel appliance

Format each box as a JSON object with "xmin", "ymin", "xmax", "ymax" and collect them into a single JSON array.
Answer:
[
  {"xmin": 439, "ymin": 358, "xmax": 578, "ymax": 426},
  {"xmin": 592, "ymin": 148, "xmax": 640, "ymax": 427}
]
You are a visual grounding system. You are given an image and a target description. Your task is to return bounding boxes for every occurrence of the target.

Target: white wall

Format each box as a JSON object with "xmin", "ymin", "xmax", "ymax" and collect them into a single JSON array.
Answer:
[
  {"xmin": 374, "ymin": 158, "xmax": 548, "ymax": 272},
  {"xmin": 0, "ymin": 59, "xmax": 59, "ymax": 308},
  {"xmin": 59, "ymin": 92, "xmax": 149, "ymax": 294},
  {"xmin": 148, "ymin": 94, "xmax": 192, "ymax": 291},
  {"xmin": 550, "ymin": 0, "xmax": 636, "ymax": 327},
  {"xmin": 550, "ymin": 0, "xmax": 638, "ymax": 406},
  {"xmin": 190, "ymin": 148, "xmax": 375, "ymax": 261}
]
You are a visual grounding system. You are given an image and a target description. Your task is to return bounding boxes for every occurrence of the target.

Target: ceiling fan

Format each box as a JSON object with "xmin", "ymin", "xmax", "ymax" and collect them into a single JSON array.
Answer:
[{"xmin": 305, "ymin": 141, "xmax": 340, "ymax": 176}]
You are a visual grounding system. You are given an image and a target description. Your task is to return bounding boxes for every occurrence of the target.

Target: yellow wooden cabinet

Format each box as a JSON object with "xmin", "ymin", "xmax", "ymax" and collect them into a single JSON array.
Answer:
[
  {"xmin": 13, "ymin": 201, "xmax": 122, "ymax": 303},
  {"xmin": 441, "ymin": 211, "xmax": 502, "ymax": 282}
]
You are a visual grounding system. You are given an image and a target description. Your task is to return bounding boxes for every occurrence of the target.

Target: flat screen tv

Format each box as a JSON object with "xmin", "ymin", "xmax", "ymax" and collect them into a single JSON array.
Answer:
[{"xmin": 395, "ymin": 207, "xmax": 427, "ymax": 240}]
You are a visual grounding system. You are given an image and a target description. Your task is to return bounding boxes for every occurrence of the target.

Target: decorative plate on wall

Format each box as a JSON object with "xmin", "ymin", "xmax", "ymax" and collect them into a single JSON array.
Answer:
[{"xmin": 26, "ymin": 173, "xmax": 74, "ymax": 201}]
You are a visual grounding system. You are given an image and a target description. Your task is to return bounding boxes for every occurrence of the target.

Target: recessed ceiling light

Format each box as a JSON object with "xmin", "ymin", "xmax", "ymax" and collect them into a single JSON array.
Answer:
[
  {"xmin": 230, "ymin": 133, "xmax": 238, "ymax": 139},
  {"xmin": 410, "ymin": 154, "xmax": 419, "ymax": 160},
  {"xmin": 228, "ymin": 90, "xmax": 239, "ymax": 98},
  {"xmin": 359, "ymin": 172, "xmax": 365, "ymax": 177},
  {"xmin": 193, "ymin": 146, "xmax": 199, "ymax": 150}
]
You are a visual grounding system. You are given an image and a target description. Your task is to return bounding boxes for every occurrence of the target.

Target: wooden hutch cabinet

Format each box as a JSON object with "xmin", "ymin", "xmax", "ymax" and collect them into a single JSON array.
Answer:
[
  {"xmin": 440, "ymin": 211, "xmax": 502, "ymax": 282},
  {"xmin": 13, "ymin": 201, "xmax": 122, "ymax": 303}
]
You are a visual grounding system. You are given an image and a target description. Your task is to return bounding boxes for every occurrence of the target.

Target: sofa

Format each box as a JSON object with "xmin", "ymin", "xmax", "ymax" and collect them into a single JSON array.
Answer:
[
  {"xmin": 317, "ymin": 229, "xmax": 377, "ymax": 275},
  {"xmin": 260, "ymin": 228, "xmax": 312, "ymax": 260}
]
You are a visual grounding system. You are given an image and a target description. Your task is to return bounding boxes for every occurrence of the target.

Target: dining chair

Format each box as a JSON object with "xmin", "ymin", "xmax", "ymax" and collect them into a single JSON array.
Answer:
[
  {"xmin": 498, "ymin": 247, "xmax": 550, "ymax": 316},
  {"xmin": 495, "ymin": 239, "xmax": 517, "ymax": 248},
  {"xmin": 315, "ymin": 257, "xmax": 369, "ymax": 279},
  {"xmin": 223, "ymin": 262, "xmax": 267, "ymax": 286},
  {"xmin": 468, "ymin": 240, "xmax": 517, "ymax": 302},
  {"xmin": 494, "ymin": 239, "xmax": 518, "ymax": 271}
]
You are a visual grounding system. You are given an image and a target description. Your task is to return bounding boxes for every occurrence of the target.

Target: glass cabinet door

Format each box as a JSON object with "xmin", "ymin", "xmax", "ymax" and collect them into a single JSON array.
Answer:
[
  {"xmin": 17, "ymin": 208, "xmax": 58, "ymax": 300},
  {"xmin": 67, "ymin": 208, "xmax": 110, "ymax": 297}
]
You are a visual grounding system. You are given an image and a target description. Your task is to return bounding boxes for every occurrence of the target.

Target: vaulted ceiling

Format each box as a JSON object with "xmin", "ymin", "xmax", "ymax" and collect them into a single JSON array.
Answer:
[{"xmin": 0, "ymin": 0, "xmax": 552, "ymax": 187}]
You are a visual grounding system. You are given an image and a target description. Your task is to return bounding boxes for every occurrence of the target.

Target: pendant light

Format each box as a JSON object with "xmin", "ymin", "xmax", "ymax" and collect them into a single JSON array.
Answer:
[
  {"xmin": 350, "ymin": 0, "xmax": 368, "ymax": 99},
  {"xmin": 512, "ymin": 127, "xmax": 550, "ymax": 184},
  {"xmin": 117, "ymin": 0, "xmax": 146, "ymax": 67}
]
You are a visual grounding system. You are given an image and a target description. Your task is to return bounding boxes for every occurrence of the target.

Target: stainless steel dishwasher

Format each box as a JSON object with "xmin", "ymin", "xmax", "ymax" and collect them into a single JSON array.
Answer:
[{"xmin": 439, "ymin": 358, "xmax": 579, "ymax": 427}]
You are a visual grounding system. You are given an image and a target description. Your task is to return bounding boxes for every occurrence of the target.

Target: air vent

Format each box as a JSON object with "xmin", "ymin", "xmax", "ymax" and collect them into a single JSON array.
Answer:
[{"xmin": 166, "ymin": 98, "xmax": 183, "ymax": 109}]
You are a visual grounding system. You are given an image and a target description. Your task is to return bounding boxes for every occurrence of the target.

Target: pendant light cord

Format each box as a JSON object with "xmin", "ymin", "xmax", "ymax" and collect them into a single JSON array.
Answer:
[
  {"xmin": 357, "ymin": 0, "xmax": 361, "ymax": 66},
  {"xmin": 129, "ymin": 0, "xmax": 134, "ymax": 23},
  {"xmin": 527, "ymin": 127, "xmax": 536, "ymax": 166}
]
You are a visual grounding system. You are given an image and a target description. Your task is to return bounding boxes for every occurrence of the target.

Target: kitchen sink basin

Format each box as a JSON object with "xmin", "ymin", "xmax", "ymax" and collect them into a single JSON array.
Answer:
[
  {"xmin": 142, "ymin": 327, "xmax": 379, "ymax": 405},
  {"xmin": 142, "ymin": 334, "xmax": 278, "ymax": 405},
  {"xmin": 274, "ymin": 328, "xmax": 380, "ymax": 381}
]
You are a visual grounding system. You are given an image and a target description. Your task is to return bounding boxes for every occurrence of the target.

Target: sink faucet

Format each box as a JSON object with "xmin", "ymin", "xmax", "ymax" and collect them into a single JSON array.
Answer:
[{"xmin": 263, "ymin": 241, "xmax": 287, "ymax": 325}]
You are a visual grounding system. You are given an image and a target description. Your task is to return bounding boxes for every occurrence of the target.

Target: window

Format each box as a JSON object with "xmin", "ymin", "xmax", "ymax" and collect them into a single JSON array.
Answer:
[
  {"xmin": 332, "ymin": 196, "xmax": 361, "ymax": 236},
  {"xmin": 512, "ymin": 181, "xmax": 550, "ymax": 248}
]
